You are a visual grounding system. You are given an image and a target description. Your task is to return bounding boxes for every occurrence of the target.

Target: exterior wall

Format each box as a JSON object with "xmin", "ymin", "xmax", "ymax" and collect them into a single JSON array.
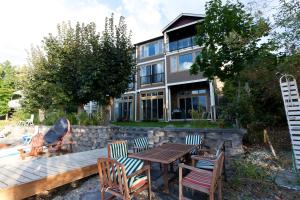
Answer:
[{"xmin": 166, "ymin": 48, "xmax": 204, "ymax": 84}]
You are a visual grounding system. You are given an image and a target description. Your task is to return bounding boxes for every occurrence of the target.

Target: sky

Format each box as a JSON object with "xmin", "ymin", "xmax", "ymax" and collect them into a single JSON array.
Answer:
[{"xmin": 0, "ymin": 0, "xmax": 279, "ymax": 66}]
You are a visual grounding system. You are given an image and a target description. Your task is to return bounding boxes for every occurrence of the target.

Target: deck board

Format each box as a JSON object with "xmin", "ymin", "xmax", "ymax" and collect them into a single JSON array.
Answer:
[{"xmin": 0, "ymin": 148, "xmax": 107, "ymax": 200}]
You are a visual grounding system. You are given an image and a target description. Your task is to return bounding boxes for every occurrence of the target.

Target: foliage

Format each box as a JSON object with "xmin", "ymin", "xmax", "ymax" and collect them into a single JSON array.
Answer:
[
  {"xmin": 190, "ymin": 0, "xmax": 270, "ymax": 81},
  {"xmin": 273, "ymin": 0, "xmax": 300, "ymax": 54},
  {"xmin": 0, "ymin": 61, "xmax": 17, "ymax": 115},
  {"xmin": 12, "ymin": 109, "xmax": 31, "ymax": 121},
  {"xmin": 25, "ymin": 14, "xmax": 135, "ymax": 112}
]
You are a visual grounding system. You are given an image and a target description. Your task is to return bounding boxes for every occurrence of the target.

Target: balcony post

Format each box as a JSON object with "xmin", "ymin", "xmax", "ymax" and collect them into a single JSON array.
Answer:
[{"xmin": 209, "ymin": 80, "xmax": 216, "ymax": 120}]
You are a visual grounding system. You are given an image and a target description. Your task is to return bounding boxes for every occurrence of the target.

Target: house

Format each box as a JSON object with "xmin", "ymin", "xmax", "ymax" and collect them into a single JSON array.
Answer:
[{"xmin": 112, "ymin": 13, "xmax": 218, "ymax": 122}]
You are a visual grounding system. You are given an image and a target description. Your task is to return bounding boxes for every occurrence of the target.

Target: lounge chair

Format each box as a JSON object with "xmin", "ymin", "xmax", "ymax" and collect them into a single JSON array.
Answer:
[
  {"xmin": 18, "ymin": 114, "xmax": 34, "ymax": 126},
  {"xmin": 98, "ymin": 157, "xmax": 152, "ymax": 200},
  {"xmin": 179, "ymin": 151, "xmax": 224, "ymax": 200},
  {"xmin": 133, "ymin": 137, "xmax": 149, "ymax": 153},
  {"xmin": 18, "ymin": 118, "xmax": 73, "ymax": 159}
]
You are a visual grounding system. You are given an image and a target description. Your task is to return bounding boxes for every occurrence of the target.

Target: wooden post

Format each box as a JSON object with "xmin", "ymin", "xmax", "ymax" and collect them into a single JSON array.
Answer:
[{"xmin": 264, "ymin": 129, "xmax": 277, "ymax": 159}]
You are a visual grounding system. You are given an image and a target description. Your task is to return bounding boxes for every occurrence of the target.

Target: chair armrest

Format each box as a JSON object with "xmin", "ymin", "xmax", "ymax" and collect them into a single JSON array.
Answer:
[
  {"xmin": 155, "ymin": 140, "xmax": 169, "ymax": 147},
  {"xmin": 127, "ymin": 165, "xmax": 150, "ymax": 179},
  {"xmin": 179, "ymin": 163, "xmax": 213, "ymax": 175},
  {"xmin": 191, "ymin": 155, "xmax": 218, "ymax": 163}
]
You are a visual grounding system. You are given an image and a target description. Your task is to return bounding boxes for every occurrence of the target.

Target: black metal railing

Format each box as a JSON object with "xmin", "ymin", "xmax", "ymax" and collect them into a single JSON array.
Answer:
[
  {"xmin": 140, "ymin": 73, "xmax": 164, "ymax": 85},
  {"xmin": 167, "ymin": 36, "xmax": 197, "ymax": 52}
]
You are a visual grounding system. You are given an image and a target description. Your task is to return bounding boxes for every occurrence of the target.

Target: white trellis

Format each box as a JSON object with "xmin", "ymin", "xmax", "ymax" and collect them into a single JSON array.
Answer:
[{"xmin": 280, "ymin": 74, "xmax": 300, "ymax": 171}]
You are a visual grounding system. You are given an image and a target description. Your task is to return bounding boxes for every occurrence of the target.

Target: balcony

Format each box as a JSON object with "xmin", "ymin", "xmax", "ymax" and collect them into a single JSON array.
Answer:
[
  {"xmin": 140, "ymin": 73, "xmax": 164, "ymax": 85},
  {"xmin": 166, "ymin": 36, "xmax": 197, "ymax": 52}
]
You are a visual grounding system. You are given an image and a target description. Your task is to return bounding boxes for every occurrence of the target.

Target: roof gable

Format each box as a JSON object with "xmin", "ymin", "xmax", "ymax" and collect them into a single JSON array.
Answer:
[{"xmin": 162, "ymin": 13, "xmax": 204, "ymax": 33}]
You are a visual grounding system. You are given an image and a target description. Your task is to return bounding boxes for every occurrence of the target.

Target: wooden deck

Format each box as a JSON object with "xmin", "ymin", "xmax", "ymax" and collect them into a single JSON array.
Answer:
[{"xmin": 0, "ymin": 148, "xmax": 107, "ymax": 200}]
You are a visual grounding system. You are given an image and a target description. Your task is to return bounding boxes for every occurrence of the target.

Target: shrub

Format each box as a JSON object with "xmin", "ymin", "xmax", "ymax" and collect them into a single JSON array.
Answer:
[{"xmin": 43, "ymin": 110, "xmax": 66, "ymax": 125}]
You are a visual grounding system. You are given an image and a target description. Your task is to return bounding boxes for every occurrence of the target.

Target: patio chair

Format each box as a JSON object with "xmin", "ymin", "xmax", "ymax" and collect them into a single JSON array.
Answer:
[
  {"xmin": 108, "ymin": 140, "xmax": 128, "ymax": 159},
  {"xmin": 98, "ymin": 157, "xmax": 152, "ymax": 200},
  {"xmin": 185, "ymin": 134, "xmax": 203, "ymax": 155},
  {"xmin": 191, "ymin": 141, "xmax": 227, "ymax": 181},
  {"xmin": 133, "ymin": 137, "xmax": 149, "ymax": 153},
  {"xmin": 18, "ymin": 114, "xmax": 34, "ymax": 126},
  {"xmin": 18, "ymin": 118, "xmax": 73, "ymax": 159},
  {"xmin": 179, "ymin": 151, "xmax": 224, "ymax": 200}
]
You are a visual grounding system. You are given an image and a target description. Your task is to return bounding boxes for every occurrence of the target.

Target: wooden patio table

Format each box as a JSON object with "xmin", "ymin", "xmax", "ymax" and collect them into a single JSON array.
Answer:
[{"xmin": 129, "ymin": 143, "xmax": 196, "ymax": 193}]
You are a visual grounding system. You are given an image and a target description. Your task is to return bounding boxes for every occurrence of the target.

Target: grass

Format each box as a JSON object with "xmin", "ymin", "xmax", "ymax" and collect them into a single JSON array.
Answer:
[{"xmin": 111, "ymin": 120, "xmax": 227, "ymax": 128}]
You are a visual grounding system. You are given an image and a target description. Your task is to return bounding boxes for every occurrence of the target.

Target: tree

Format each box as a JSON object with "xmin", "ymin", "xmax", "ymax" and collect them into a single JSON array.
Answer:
[
  {"xmin": 0, "ymin": 61, "xmax": 16, "ymax": 115},
  {"xmin": 273, "ymin": 0, "xmax": 300, "ymax": 54},
  {"xmin": 190, "ymin": 0, "xmax": 270, "ymax": 127},
  {"xmin": 190, "ymin": 0, "xmax": 270, "ymax": 81},
  {"xmin": 25, "ymin": 15, "xmax": 135, "ymax": 119}
]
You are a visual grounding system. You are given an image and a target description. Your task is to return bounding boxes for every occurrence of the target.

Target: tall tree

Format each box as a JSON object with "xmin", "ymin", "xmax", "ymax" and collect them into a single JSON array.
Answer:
[
  {"xmin": 273, "ymin": 0, "xmax": 300, "ymax": 54},
  {"xmin": 0, "ymin": 61, "xmax": 16, "ymax": 115},
  {"xmin": 25, "ymin": 15, "xmax": 135, "ymax": 118}
]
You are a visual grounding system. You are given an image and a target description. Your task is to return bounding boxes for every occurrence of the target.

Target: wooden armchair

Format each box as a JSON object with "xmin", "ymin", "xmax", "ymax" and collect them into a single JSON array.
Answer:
[
  {"xmin": 185, "ymin": 134, "xmax": 203, "ymax": 155},
  {"xmin": 108, "ymin": 140, "xmax": 128, "ymax": 159},
  {"xmin": 179, "ymin": 151, "xmax": 224, "ymax": 200},
  {"xmin": 133, "ymin": 137, "xmax": 149, "ymax": 153},
  {"xmin": 97, "ymin": 157, "xmax": 152, "ymax": 200}
]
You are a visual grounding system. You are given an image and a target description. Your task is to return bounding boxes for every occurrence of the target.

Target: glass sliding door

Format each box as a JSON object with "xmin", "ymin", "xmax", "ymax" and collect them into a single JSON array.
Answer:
[
  {"xmin": 114, "ymin": 96, "xmax": 134, "ymax": 121},
  {"xmin": 140, "ymin": 91, "xmax": 164, "ymax": 121}
]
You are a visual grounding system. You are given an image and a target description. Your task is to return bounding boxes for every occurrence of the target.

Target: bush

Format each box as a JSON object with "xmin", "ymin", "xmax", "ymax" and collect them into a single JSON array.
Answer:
[
  {"xmin": 13, "ymin": 109, "xmax": 31, "ymax": 121},
  {"xmin": 43, "ymin": 110, "xmax": 67, "ymax": 126}
]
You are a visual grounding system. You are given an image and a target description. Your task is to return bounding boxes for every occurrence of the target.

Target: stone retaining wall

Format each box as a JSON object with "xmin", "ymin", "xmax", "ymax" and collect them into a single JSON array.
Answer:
[{"xmin": 1, "ymin": 125, "xmax": 245, "ymax": 155}]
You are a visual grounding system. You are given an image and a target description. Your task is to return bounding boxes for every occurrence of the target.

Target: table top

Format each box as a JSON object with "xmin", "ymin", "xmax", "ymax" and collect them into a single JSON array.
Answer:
[{"xmin": 130, "ymin": 143, "xmax": 196, "ymax": 164}]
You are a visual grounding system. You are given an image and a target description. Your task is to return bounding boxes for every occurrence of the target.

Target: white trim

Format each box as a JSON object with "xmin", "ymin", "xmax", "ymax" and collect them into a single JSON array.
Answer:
[
  {"xmin": 124, "ymin": 91, "xmax": 135, "ymax": 94},
  {"xmin": 166, "ymin": 78, "xmax": 208, "ymax": 86},
  {"xmin": 165, "ymin": 19, "xmax": 204, "ymax": 33},
  {"xmin": 166, "ymin": 46, "xmax": 201, "ymax": 56},
  {"xmin": 162, "ymin": 13, "xmax": 205, "ymax": 32},
  {"xmin": 137, "ymin": 85, "xmax": 166, "ymax": 92},
  {"xmin": 137, "ymin": 57, "xmax": 165, "ymax": 66}
]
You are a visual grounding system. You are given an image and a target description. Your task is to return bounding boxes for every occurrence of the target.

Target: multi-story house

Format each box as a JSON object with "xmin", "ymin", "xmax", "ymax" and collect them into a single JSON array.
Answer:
[{"xmin": 111, "ymin": 13, "xmax": 217, "ymax": 122}]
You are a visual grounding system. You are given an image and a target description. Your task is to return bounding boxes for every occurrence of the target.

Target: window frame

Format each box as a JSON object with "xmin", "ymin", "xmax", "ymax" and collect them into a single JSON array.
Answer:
[
  {"xmin": 140, "ymin": 62, "xmax": 164, "ymax": 85},
  {"xmin": 170, "ymin": 51, "xmax": 200, "ymax": 73},
  {"xmin": 139, "ymin": 39, "xmax": 164, "ymax": 59}
]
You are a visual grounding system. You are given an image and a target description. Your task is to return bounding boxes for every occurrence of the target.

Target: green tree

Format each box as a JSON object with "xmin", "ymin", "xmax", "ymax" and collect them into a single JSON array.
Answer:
[
  {"xmin": 25, "ymin": 15, "xmax": 135, "ymax": 121},
  {"xmin": 190, "ymin": 0, "xmax": 270, "ymax": 127},
  {"xmin": 273, "ymin": 0, "xmax": 300, "ymax": 54},
  {"xmin": 0, "ymin": 61, "xmax": 16, "ymax": 115}
]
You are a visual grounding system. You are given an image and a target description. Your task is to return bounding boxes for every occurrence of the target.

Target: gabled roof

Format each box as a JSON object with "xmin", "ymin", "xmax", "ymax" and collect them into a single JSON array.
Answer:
[{"xmin": 162, "ymin": 13, "xmax": 205, "ymax": 33}]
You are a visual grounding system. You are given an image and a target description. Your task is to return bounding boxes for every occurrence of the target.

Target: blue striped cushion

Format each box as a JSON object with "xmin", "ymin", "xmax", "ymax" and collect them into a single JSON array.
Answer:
[
  {"xmin": 117, "ymin": 157, "xmax": 145, "ymax": 187},
  {"xmin": 133, "ymin": 137, "xmax": 149, "ymax": 152},
  {"xmin": 110, "ymin": 143, "xmax": 128, "ymax": 159},
  {"xmin": 196, "ymin": 160, "xmax": 214, "ymax": 170}
]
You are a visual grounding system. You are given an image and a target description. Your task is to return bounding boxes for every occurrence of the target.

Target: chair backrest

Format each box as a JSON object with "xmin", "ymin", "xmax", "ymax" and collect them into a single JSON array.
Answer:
[
  {"xmin": 185, "ymin": 134, "xmax": 203, "ymax": 146},
  {"xmin": 210, "ymin": 151, "xmax": 224, "ymax": 191},
  {"xmin": 28, "ymin": 114, "xmax": 34, "ymax": 122},
  {"xmin": 97, "ymin": 158, "xmax": 130, "ymax": 199},
  {"xmin": 108, "ymin": 140, "xmax": 128, "ymax": 159},
  {"xmin": 133, "ymin": 137, "xmax": 149, "ymax": 152}
]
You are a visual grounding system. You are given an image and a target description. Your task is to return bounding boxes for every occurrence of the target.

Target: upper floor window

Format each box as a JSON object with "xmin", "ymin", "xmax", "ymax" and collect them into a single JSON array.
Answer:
[
  {"xmin": 140, "ymin": 63, "xmax": 164, "ymax": 85},
  {"xmin": 139, "ymin": 40, "xmax": 164, "ymax": 59},
  {"xmin": 170, "ymin": 51, "xmax": 200, "ymax": 73}
]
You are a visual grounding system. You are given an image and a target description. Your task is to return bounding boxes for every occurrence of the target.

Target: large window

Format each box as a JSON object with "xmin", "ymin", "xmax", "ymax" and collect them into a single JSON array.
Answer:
[
  {"xmin": 170, "ymin": 51, "xmax": 200, "ymax": 72},
  {"xmin": 140, "ymin": 63, "xmax": 164, "ymax": 85},
  {"xmin": 141, "ymin": 91, "xmax": 164, "ymax": 120},
  {"xmin": 172, "ymin": 89, "xmax": 208, "ymax": 119},
  {"xmin": 139, "ymin": 40, "xmax": 164, "ymax": 59},
  {"xmin": 114, "ymin": 96, "xmax": 134, "ymax": 121}
]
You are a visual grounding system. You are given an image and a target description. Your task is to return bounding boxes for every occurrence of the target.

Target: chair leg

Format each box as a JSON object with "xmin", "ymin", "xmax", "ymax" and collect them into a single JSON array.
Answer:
[
  {"xmin": 179, "ymin": 167, "xmax": 183, "ymax": 200},
  {"xmin": 209, "ymin": 192, "xmax": 214, "ymax": 200},
  {"xmin": 218, "ymin": 179, "xmax": 222, "ymax": 200},
  {"xmin": 148, "ymin": 169, "xmax": 152, "ymax": 200},
  {"xmin": 101, "ymin": 188, "xmax": 105, "ymax": 200}
]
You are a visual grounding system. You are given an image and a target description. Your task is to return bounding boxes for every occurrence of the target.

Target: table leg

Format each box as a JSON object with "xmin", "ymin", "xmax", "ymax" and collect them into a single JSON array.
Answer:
[
  {"xmin": 170, "ymin": 162, "xmax": 174, "ymax": 173},
  {"xmin": 163, "ymin": 164, "xmax": 169, "ymax": 193}
]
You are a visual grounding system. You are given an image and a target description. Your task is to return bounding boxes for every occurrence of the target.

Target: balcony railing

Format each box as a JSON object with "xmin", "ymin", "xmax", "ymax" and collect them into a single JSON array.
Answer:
[
  {"xmin": 140, "ymin": 73, "xmax": 164, "ymax": 85},
  {"xmin": 166, "ymin": 36, "xmax": 197, "ymax": 52}
]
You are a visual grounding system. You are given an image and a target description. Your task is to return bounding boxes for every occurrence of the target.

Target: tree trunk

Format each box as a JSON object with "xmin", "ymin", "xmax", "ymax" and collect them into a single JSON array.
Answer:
[
  {"xmin": 236, "ymin": 78, "xmax": 241, "ymax": 128},
  {"xmin": 77, "ymin": 104, "xmax": 84, "ymax": 114},
  {"xmin": 38, "ymin": 109, "xmax": 45, "ymax": 122},
  {"xmin": 103, "ymin": 97, "xmax": 113, "ymax": 126}
]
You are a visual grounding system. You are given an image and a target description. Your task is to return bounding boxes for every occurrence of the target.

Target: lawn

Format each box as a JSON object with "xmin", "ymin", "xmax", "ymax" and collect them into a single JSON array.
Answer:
[{"xmin": 111, "ymin": 120, "xmax": 226, "ymax": 128}]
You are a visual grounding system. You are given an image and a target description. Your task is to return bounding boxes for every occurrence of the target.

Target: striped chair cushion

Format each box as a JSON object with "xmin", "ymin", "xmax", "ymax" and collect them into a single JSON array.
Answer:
[
  {"xmin": 109, "ymin": 143, "xmax": 128, "ymax": 159},
  {"xmin": 182, "ymin": 170, "xmax": 212, "ymax": 190},
  {"xmin": 185, "ymin": 134, "xmax": 202, "ymax": 154},
  {"xmin": 196, "ymin": 160, "xmax": 214, "ymax": 170},
  {"xmin": 117, "ymin": 157, "xmax": 145, "ymax": 188},
  {"xmin": 133, "ymin": 137, "xmax": 149, "ymax": 152}
]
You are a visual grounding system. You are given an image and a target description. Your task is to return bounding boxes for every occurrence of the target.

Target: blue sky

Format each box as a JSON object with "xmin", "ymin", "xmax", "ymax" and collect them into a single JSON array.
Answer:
[{"xmin": 0, "ymin": 0, "xmax": 279, "ymax": 66}]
